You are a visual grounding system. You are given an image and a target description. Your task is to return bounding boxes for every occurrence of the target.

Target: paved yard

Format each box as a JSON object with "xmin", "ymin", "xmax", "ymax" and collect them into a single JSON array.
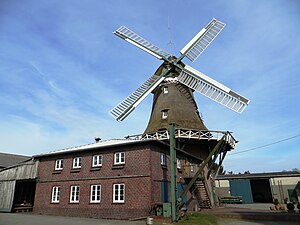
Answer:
[
  {"xmin": 1, "ymin": 212, "xmax": 299, "ymax": 225},
  {"xmin": 0, "ymin": 213, "xmax": 145, "ymax": 225},
  {"xmin": 218, "ymin": 218, "xmax": 299, "ymax": 225}
]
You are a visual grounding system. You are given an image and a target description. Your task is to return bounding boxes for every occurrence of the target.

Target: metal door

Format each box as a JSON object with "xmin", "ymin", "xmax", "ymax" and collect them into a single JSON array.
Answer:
[{"xmin": 229, "ymin": 179, "xmax": 253, "ymax": 203}]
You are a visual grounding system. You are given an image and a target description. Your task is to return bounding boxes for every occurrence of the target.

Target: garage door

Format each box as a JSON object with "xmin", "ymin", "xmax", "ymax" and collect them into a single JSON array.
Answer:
[{"xmin": 229, "ymin": 179, "xmax": 253, "ymax": 203}]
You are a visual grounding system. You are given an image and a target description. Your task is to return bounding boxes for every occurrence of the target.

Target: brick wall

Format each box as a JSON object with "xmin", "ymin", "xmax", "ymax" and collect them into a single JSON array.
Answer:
[
  {"xmin": 34, "ymin": 141, "xmax": 200, "ymax": 219},
  {"xmin": 34, "ymin": 177, "xmax": 151, "ymax": 219},
  {"xmin": 34, "ymin": 143, "xmax": 153, "ymax": 219}
]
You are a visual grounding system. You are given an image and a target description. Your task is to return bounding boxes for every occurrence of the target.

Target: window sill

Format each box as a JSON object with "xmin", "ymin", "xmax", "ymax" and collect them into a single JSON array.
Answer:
[
  {"xmin": 90, "ymin": 167, "xmax": 101, "ymax": 171},
  {"xmin": 52, "ymin": 170, "xmax": 62, "ymax": 174},
  {"xmin": 161, "ymin": 165, "xmax": 167, "ymax": 170},
  {"xmin": 70, "ymin": 169, "xmax": 81, "ymax": 173},
  {"xmin": 112, "ymin": 164, "xmax": 125, "ymax": 169}
]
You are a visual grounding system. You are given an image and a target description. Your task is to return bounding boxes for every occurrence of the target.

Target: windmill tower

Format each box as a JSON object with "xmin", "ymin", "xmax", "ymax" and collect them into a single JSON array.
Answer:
[
  {"xmin": 143, "ymin": 61, "xmax": 208, "ymax": 134},
  {"xmin": 110, "ymin": 18, "xmax": 250, "ymax": 215}
]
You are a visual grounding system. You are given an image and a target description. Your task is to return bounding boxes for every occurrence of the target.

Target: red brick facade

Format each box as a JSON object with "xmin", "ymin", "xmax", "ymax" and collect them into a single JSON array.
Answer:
[{"xmin": 33, "ymin": 140, "xmax": 196, "ymax": 219}]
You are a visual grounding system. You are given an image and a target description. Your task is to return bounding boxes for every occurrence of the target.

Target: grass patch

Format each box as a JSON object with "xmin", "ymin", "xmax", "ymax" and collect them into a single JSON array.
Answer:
[
  {"xmin": 154, "ymin": 213, "xmax": 218, "ymax": 225},
  {"xmin": 179, "ymin": 213, "xmax": 218, "ymax": 225}
]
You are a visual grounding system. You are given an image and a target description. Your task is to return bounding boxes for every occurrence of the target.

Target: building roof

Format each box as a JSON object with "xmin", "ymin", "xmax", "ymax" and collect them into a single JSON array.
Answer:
[
  {"xmin": 34, "ymin": 139, "xmax": 154, "ymax": 158},
  {"xmin": 34, "ymin": 138, "xmax": 206, "ymax": 162},
  {"xmin": 216, "ymin": 171, "xmax": 300, "ymax": 180},
  {"xmin": 0, "ymin": 152, "xmax": 31, "ymax": 169}
]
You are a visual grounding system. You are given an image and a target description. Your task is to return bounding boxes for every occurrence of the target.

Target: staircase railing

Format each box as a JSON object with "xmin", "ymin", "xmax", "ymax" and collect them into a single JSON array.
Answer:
[
  {"xmin": 201, "ymin": 166, "xmax": 214, "ymax": 208},
  {"xmin": 177, "ymin": 134, "xmax": 227, "ymax": 210}
]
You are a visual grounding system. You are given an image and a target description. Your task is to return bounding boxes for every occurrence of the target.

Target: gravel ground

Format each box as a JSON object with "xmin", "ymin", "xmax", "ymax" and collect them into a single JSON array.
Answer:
[{"xmin": 0, "ymin": 213, "xmax": 145, "ymax": 225}]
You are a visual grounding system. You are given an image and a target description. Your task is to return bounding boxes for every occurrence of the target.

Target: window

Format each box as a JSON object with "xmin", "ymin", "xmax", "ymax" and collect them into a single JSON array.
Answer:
[
  {"xmin": 73, "ymin": 157, "xmax": 82, "ymax": 169},
  {"xmin": 177, "ymin": 158, "xmax": 181, "ymax": 169},
  {"xmin": 190, "ymin": 163, "xmax": 194, "ymax": 172},
  {"xmin": 163, "ymin": 86, "xmax": 168, "ymax": 94},
  {"xmin": 70, "ymin": 185, "xmax": 80, "ymax": 203},
  {"xmin": 92, "ymin": 155, "xmax": 102, "ymax": 167},
  {"xmin": 162, "ymin": 110, "xmax": 168, "ymax": 119},
  {"xmin": 51, "ymin": 186, "xmax": 60, "ymax": 203},
  {"xmin": 55, "ymin": 159, "xmax": 63, "ymax": 170},
  {"xmin": 90, "ymin": 185, "xmax": 101, "ymax": 203},
  {"xmin": 114, "ymin": 152, "xmax": 125, "ymax": 165},
  {"xmin": 113, "ymin": 184, "xmax": 125, "ymax": 203},
  {"xmin": 160, "ymin": 153, "xmax": 166, "ymax": 166}
]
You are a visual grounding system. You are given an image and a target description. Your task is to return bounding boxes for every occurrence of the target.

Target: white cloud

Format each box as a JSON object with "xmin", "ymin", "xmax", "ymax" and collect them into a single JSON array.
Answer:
[{"xmin": 0, "ymin": 0, "xmax": 299, "ymax": 172}]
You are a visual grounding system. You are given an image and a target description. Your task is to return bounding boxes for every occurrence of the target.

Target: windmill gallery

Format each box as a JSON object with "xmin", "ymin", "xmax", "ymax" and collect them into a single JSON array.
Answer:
[{"xmin": 1, "ymin": 19, "xmax": 251, "ymax": 220}]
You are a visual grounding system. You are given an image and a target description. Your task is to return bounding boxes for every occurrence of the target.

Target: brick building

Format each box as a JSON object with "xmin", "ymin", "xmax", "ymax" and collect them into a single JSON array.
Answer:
[{"xmin": 33, "ymin": 138, "xmax": 203, "ymax": 219}]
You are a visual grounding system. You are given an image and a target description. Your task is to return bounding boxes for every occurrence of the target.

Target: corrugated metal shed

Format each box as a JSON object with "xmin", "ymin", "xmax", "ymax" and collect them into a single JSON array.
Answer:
[
  {"xmin": 0, "ymin": 153, "xmax": 30, "ymax": 169},
  {"xmin": 0, "ymin": 160, "xmax": 38, "ymax": 212},
  {"xmin": 217, "ymin": 171, "xmax": 300, "ymax": 180}
]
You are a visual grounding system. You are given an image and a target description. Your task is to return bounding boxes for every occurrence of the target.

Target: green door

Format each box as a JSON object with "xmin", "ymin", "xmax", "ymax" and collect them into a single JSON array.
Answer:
[
  {"xmin": 229, "ymin": 179, "xmax": 253, "ymax": 203},
  {"xmin": 288, "ymin": 189, "xmax": 298, "ymax": 203}
]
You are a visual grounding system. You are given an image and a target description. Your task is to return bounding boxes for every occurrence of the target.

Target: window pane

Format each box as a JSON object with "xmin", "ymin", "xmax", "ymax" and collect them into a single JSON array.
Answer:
[
  {"xmin": 55, "ymin": 159, "xmax": 63, "ymax": 170},
  {"xmin": 90, "ymin": 185, "xmax": 101, "ymax": 203},
  {"xmin": 70, "ymin": 186, "xmax": 80, "ymax": 203},
  {"xmin": 52, "ymin": 186, "xmax": 60, "ymax": 203},
  {"xmin": 73, "ymin": 157, "xmax": 82, "ymax": 168},
  {"xmin": 92, "ymin": 155, "xmax": 102, "ymax": 167},
  {"xmin": 114, "ymin": 152, "xmax": 125, "ymax": 165},
  {"xmin": 161, "ymin": 153, "xmax": 165, "ymax": 165},
  {"xmin": 113, "ymin": 184, "xmax": 125, "ymax": 203}
]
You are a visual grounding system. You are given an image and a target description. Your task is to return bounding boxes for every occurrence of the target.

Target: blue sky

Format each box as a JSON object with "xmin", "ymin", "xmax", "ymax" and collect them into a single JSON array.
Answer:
[{"xmin": 1, "ymin": 0, "xmax": 299, "ymax": 173}]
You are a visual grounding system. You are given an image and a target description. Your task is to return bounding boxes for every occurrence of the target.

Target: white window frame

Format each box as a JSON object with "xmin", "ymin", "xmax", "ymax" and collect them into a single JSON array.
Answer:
[
  {"xmin": 90, "ymin": 184, "xmax": 101, "ymax": 203},
  {"xmin": 160, "ymin": 153, "xmax": 166, "ymax": 165},
  {"xmin": 51, "ymin": 186, "xmax": 60, "ymax": 203},
  {"xmin": 55, "ymin": 159, "xmax": 63, "ymax": 170},
  {"xmin": 113, "ymin": 183, "xmax": 125, "ymax": 203},
  {"xmin": 162, "ymin": 111, "xmax": 168, "ymax": 119},
  {"xmin": 114, "ymin": 152, "xmax": 125, "ymax": 165},
  {"xmin": 92, "ymin": 155, "xmax": 102, "ymax": 167},
  {"xmin": 190, "ymin": 163, "xmax": 194, "ymax": 172},
  {"xmin": 72, "ymin": 157, "xmax": 82, "ymax": 169},
  {"xmin": 70, "ymin": 185, "xmax": 80, "ymax": 203},
  {"xmin": 163, "ymin": 86, "xmax": 168, "ymax": 94},
  {"xmin": 177, "ymin": 158, "xmax": 181, "ymax": 169}
]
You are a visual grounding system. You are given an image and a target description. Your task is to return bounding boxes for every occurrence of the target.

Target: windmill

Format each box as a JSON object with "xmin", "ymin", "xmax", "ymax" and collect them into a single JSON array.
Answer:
[
  {"xmin": 110, "ymin": 19, "xmax": 250, "ymax": 215},
  {"xmin": 110, "ymin": 18, "xmax": 250, "ymax": 131}
]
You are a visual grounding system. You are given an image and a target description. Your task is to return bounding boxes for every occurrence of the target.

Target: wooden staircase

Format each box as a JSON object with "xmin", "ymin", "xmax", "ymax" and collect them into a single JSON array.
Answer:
[{"xmin": 193, "ymin": 179, "xmax": 212, "ymax": 208}]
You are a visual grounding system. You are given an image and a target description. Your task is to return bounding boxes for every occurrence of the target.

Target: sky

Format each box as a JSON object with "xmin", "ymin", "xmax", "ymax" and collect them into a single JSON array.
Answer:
[{"xmin": 0, "ymin": 0, "xmax": 299, "ymax": 173}]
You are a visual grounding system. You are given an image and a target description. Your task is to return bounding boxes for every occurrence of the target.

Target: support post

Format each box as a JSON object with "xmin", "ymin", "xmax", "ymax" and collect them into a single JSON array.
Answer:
[
  {"xmin": 169, "ymin": 123, "xmax": 177, "ymax": 222},
  {"xmin": 177, "ymin": 133, "xmax": 228, "ymax": 210}
]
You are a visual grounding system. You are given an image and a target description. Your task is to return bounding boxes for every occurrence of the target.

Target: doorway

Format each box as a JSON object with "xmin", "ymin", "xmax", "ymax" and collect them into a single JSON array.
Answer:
[
  {"xmin": 12, "ymin": 179, "xmax": 36, "ymax": 211},
  {"xmin": 250, "ymin": 179, "xmax": 272, "ymax": 203}
]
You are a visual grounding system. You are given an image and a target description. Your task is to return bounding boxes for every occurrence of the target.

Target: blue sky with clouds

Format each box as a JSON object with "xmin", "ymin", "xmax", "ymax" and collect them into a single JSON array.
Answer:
[{"xmin": 1, "ymin": 0, "xmax": 299, "ymax": 173}]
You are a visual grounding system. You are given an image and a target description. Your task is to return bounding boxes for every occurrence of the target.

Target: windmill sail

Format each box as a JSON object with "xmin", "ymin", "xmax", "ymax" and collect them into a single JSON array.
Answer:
[
  {"xmin": 111, "ymin": 18, "xmax": 250, "ymax": 122},
  {"xmin": 114, "ymin": 26, "xmax": 171, "ymax": 60},
  {"xmin": 180, "ymin": 18, "xmax": 225, "ymax": 62},
  {"xmin": 110, "ymin": 74, "xmax": 166, "ymax": 121},
  {"xmin": 178, "ymin": 65, "xmax": 250, "ymax": 113}
]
